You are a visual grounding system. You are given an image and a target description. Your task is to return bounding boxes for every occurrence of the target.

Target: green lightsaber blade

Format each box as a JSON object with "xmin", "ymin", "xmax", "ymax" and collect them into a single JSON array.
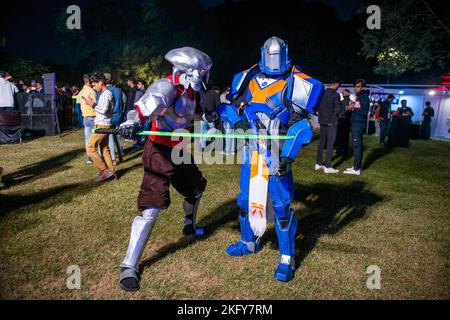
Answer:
[
  {"xmin": 92, "ymin": 128, "xmax": 294, "ymax": 139},
  {"xmin": 136, "ymin": 131, "xmax": 294, "ymax": 140}
]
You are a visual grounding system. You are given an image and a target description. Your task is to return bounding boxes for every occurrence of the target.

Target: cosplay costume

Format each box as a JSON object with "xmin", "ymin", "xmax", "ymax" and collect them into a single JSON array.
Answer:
[
  {"xmin": 219, "ymin": 37, "xmax": 323, "ymax": 282},
  {"xmin": 118, "ymin": 47, "xmax": 213, "ymax": 292}
]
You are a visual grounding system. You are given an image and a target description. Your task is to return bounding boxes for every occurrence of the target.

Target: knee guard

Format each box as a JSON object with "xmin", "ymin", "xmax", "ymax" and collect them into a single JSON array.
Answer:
[
  {"xmin": 182, "ymin": 193, "xmax": 204, "ymax": 236},
  {"xmin": 120, "ymin": 208, "xmax": 161, "ymax": 272}
]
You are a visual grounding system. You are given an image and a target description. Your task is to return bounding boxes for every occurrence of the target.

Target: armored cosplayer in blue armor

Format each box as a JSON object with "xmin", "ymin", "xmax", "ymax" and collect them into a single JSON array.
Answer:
[{"xmin": 219, "ymin": 36, "xmax": 324, "ymax": 282}]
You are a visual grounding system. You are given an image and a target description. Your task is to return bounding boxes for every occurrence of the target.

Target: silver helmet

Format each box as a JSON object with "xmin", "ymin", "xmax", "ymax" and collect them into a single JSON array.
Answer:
[
  {"xmin": 259, "ymin": 36, "xmax": 291, "ymax": 76},
  {"xmin": 165, "ymin": 47, "xmax": 213, "ymax": 91}
]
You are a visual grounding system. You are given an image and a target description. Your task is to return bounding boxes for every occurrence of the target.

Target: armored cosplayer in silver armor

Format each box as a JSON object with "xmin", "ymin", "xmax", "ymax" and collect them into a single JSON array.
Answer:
[{"xmin": 118, "ymin": 47, "xmax": 213, "ymax": 292}]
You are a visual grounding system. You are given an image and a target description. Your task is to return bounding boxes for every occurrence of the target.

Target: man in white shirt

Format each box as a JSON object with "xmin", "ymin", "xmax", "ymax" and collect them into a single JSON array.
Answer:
[
  {"xmin": 84, "ymin": 73, "xmax": 116, "ymax": 182},
  {"xmin": 0, "ymin": 70, "xmax": 19, "ymax": 111}
]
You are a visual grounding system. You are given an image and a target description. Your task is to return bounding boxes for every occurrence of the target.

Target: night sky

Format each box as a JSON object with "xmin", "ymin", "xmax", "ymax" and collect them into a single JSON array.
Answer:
[{"xmin": 1, "ymin": 0, "xmax": 362, "ymax": 65}]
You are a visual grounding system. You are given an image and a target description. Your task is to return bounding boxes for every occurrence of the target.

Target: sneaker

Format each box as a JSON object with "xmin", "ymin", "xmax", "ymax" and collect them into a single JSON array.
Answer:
[
  {"xmin": 324, "ymin": 167, "xmax": 339, "ymax": 174},
  {"xmin": 343, "ymin": 167, "xmax": 361, "ymax": 175},
  {"xmin": 315, "ymin": 164, "xmax": 325, "ymax": 171},
  {"xmin": 86, "ymin": 157, "xmax": 93, "ymax": 164},
  {"xmin": 94, "ymin": 169, "xmax": 115, "ymax": 183}
]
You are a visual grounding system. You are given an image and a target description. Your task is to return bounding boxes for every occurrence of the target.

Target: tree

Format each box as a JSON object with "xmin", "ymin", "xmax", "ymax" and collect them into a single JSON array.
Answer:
[
  {"xmin": 359, "ymin": 0, "xmax": 450, "ymax": 81},
  {"xmin": 0, "ymin": 58, "xmax": 49, "ymax": 81}
]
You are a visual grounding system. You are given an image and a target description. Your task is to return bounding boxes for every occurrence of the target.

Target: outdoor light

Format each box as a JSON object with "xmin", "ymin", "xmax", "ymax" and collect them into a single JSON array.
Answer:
[
  {"xmin": 399, "ymin": 90, "xmax": 404, "ymax": 94},
  {"xmin": 429, "ymin": 90, "xmax": 436, "ymax": 96}
]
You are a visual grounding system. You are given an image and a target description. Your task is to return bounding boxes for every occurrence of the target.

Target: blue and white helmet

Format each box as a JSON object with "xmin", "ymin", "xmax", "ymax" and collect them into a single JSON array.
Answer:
[{"xmin": 259, "ymin": 36, "xmax": 291, "ymax": 76}]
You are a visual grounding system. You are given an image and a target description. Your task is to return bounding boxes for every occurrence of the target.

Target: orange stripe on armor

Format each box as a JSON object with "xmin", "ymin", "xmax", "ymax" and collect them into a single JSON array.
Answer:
[
  {"xmin": 250, "ymin": 150, "xmax": 260, "ymax": 179},
  {"xmin": 250, "ymin": 150, "xmax": 269, "ymax": 181},
  {"xmin": 297, "ymin": 73, "xmax": 311, "ymax": 79},
  {"xmin": 249, "ymin": 79, "xmax": 287, "ymax": 104}
]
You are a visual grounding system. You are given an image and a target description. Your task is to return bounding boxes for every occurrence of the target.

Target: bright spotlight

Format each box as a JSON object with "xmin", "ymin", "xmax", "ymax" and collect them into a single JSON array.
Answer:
[
  {"xmin": 399, "ymin": 90, "xmax": 404, "ymax": 94},
  {"xmin": 428, "ymin": 90, "xmax": 436, "ymax": 96}
]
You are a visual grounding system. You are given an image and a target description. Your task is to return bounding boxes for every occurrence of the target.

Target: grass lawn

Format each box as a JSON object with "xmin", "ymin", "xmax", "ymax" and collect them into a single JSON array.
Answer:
[{"xmin": 0, "ymin": 130, "xmax": 449, "ymax": 299}]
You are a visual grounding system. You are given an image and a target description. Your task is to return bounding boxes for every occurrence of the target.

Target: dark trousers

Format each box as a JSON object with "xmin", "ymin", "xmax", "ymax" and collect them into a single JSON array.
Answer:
[
  {"xmin": 379, "ymin": 119, "xmax": 391, "ymax": 144},
  {"xmin": 138, "ymin": 139, "xmax": 207, "ymax": 210},
  {"xmin": 351, "ymin": 124, "xmax": 365, "ymax": 170},
  {"xmin": 316, "ymin": 124, "xmax": 337, "ymax": 168},
  {"xmin": 420, "ymin": 120, "xmax": 431, "ymax": 140}
]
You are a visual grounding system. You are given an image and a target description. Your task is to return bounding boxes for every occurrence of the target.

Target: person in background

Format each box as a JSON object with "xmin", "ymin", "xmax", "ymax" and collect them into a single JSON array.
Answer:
[
  {"xmin": 104, "ymin": 73, "xmax": 124, "ymax": 164},
  {"xmin": 220, "ymin": 87, "xmax": 230, "ymax": 104},
  {"xmin": 35, "ymin": 81, "xmax": 44, "ymax": 94},
  {"xmin": 335, "ymin": 89, "xmax": 353, "ymax": 158},
  {"xmin": 125, "ymin": 77, "xmax": 137, "ymax": 116},
  {"xmin": 373, "ymin": 98, "xmax": 381, "ymax": 137},
  {"xmin": 84, "ymin": 72, "xmax": 116, "ymax": 182},
  {"xmin": 29, "ymin": 80, "xmax": 37, "ymax": 92},
  {"xmin": 71, "ymin": 85, "xmax": 84, "ymax": 129},
  {"xmin": 379, "ymin": 94, "xmax": 394, "ymax": 145},
  {"xmin": 17, "ymin": 80, "xmax": 25, "ymax": 91},
  {"xmin": 420, "ymin": 101, "xmax": 434, "ymax": 140},
  {"xmin": 315, "ymin": 78, "xmax": 342, "ymax": 173},
  {"xmin": 397, "ymin": 99, "xmax": 414, "ymax": 123},
  {"xmin": 0, "ymin": 70, "xmax": 19, "ymax": 111},
  {"xmin": 134, "ymin": 80, "xmax": 146, "ymax": 103},
  {"xmin": 200, "ymin": 85, "xmax": 221, "ymax": 150},
  {"xmin": 344, "ymin": 79, "xmax": 370, "ymax": 176},
  {"xmin": 78, "ymin": 74, "xmax": 97, "ymax": 164},
  {"xmin": 133, "ymin": 80, "xmax": 148, "ymax": 147}
]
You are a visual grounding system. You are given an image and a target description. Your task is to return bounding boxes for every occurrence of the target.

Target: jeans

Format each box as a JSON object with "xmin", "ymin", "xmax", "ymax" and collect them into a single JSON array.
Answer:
[
  {"xmin": 74, "ymin": 103, "xmax": 84, "ymax": 128},
  {"xmin": 316, "ymin": 124, "xmax": 337, "ymax": 168},
  {"xmin": 351, "ymin": 123, "xmax": 365, "ymax": 170},
  {"xmin": 83, "ymin": 117, "xmax": 95, "ymax": 159},
  {"xmin": 379, "ymin": 120, "xmax": 391, "ymax": 144},
  {"xmin": 200, "ymin": 120, "xmax": 216, "ymax": 149},
  {"xmin": 223, "ymin": 121, "xmax": 236, "ymax": 154},
  {"xmin": 109, "ymin": 128, "xmax": 123, "ymax": 161}
]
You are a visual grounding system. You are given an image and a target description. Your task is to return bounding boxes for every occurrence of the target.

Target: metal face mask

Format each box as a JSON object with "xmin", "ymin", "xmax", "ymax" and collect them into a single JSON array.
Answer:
[
  {"xmin": 259, "ymin": 36, "xmax": 291, "ymax": 76},
  {"xmin": 165, "ymin": 47, "xmax": 213, "ymax": 92}
]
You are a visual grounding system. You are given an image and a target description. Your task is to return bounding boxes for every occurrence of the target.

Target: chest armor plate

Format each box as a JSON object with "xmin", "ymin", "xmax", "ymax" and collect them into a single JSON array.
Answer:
[{"xmin": 157, "ymin": 92, "xmax": 197, "ymax": 130}]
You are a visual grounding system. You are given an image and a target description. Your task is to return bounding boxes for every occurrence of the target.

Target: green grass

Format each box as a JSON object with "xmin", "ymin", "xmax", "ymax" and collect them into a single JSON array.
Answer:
[{"xmin": 0, "ymin": 130, "xmax": 449, "ymax": 299}]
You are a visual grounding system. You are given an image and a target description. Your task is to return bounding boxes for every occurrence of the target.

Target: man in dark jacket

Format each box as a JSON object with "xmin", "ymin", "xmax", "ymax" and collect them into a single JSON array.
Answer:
[
  {"xmin": 420, "ymin": 101, "xmax": 434, "ymax": 140},
  {"xmin": 315, "ymin": 78, "xmax": 342, "ymax": 173},
  {"xmin": 397, "ymin": 99, "xmax": 414, "ymax": 123},
  {"xmin": 125, "ymin": 77, "xmax": 137, "ymax": 116},
  {"xmin": 344, "ymin": 79, "xmax": 370, "ymax": 175},
  {"xmin": 379, "ymin": 94, "xmax": 394, "ymax": 145}
]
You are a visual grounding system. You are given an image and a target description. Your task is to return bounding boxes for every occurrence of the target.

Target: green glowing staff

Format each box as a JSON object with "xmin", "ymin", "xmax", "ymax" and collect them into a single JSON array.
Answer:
[{"xmin": 93, "ymin": 128, "xmax": 295, "ymax": 140}]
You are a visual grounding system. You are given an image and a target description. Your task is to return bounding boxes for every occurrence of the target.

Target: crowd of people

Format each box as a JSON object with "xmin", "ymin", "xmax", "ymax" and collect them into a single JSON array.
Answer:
[
  {"xmin": 0, "ymin": 69, "xmax": 437, "ymax": 182},
  {"xmin": 314, "ymin": 78, "xmax": 435, "ymax": 175}
]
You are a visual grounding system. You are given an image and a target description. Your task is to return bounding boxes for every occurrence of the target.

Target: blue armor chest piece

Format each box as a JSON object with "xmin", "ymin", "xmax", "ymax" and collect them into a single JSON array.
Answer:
[{"xmin": 246, "ymin": 72, "xmax": 291, "ymax": 128}]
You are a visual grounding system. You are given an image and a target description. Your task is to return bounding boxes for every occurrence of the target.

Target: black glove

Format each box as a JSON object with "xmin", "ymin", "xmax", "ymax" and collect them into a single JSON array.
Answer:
[
  {"xmin": 205, "ymin": 111, "xmax": 220, "ymax": 128},
  {"xmin": 235, "ymin": 120, "xmax": 250, "ymax": 132},
  {"xmin": 119, "ymin": 123, "xmax": 141, "ymax": 140},
  {"xmin": 277, "ymin": 157, "xmax": 293, "ymax": 177}
]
